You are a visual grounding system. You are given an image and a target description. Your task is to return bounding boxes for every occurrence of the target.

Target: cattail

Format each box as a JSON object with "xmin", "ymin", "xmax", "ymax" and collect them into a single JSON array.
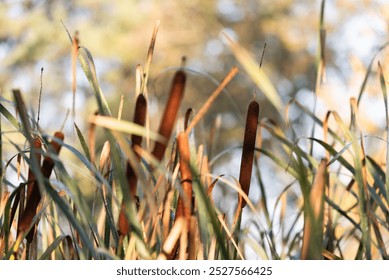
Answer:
[
  {"xmin": 239, "ymin": 100, "xmax": 259, "ymax": 208},
  {"xmin": 128, "ymin": 93, "xmax": 147, "ymax": 197},
  {"xmin": 118, "ymin": 94, "xmax": 147, "ymax": 236},
  {"xmin": 152, "ymin": 69, "xmax": 186, "ymax": 162},
  {"xmin": 41, "ymin": 132, "xmax": 64, "ymax": 178},
  {"xmin": 15, "ymin": 137, "xmax": 42, "ymax": 236},
  {"xmin": 18, "ymin": 132, "xmax": 64, "ymax": 241},
  {"xmin": 131, "ymin": 94, "xmax": 147, "ymax": 150}
]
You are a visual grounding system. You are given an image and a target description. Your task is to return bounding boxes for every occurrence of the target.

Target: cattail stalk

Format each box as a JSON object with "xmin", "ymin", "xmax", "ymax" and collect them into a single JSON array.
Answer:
[{"xmin": 175, "ymin": 132, "xmax": 192, "ymax": 228}]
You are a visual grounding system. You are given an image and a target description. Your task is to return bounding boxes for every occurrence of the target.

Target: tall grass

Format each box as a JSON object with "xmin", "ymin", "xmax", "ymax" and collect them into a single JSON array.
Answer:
[{"xmin": 1, "ymin": 4, "xmax": 389, "ymax": 260}]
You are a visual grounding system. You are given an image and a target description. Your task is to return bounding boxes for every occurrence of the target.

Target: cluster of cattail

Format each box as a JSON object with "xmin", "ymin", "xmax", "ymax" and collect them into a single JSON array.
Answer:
[{"xmin": 118, "ymin": 65, "xmax": 186, "ymax": 234}]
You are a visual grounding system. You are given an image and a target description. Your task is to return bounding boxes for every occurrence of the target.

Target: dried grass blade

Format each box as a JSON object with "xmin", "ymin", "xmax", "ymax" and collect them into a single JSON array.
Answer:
[
  {"xmin": 321, "ymin": 248, "xmax": 342, "ymax": 260},
  {"xmin": 185, "ymin": 67, "xmax": 238, "ymax": 134},
  {"xmin": 142, "ymin": 21, "xmax": 160, "ymax": 94},
  {"xmin": 301, "ymin": 158, "xmax": 327, "ymax": 259},
  {"xmin": 89, "ymin": 115, "xmax": 164, "ymax": 143},
  {"xmin": 157, "ymin": 217, "xmax": 186, "ymax": 260},
  {"xmin": 218, "ymin": 215, "xmax": 245, "ymax": 260},
  {"xmin": 0, "ymin": 191, "xmax": 10, "ymax": 222},
  {"xmin": 118, "ymin": 95, "xmax": 125, "ymax": 121}
]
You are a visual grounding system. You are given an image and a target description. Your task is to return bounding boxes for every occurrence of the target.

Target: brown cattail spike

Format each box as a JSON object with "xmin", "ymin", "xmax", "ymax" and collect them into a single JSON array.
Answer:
[
  {"xmin": 18, "ymin": 132, "xmax": 64, "ymax": 242},
  {"xmin": 239, "ymin": 100, "xmax": 259, "ymax": 208},
  {"xmin": 119, "ymin": 94, "xmax": 147, "ymax": 237},
  {"xmin": 152, "ymin": 69, "xmax": 186, "ymax": 162},
  {"xmin": 128, "ymin": 93, "xmax": 147, "ymax": 197},
  {"xmin": 15, "ymin": 137, "xmax": 42, "ymax": 238},
  {"xmin": 131, "ymin": 94, "xmax": 147, "ymax": 149}
]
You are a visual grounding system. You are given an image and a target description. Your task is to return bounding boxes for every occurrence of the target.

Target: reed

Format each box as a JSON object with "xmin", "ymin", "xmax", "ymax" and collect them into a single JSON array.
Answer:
[{"xmin": 1, "ymin": 9, "xmax": 389, "ymax": 260}]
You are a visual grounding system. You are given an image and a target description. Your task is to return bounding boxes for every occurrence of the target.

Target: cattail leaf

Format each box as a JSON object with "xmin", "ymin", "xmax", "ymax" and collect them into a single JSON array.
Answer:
[
  {"xmin": 292, "ymin": 99, "xmax": 344, "ymax": 144},
  {"xmin": 357, "ymin": 41, "xmax": 389, "ymax": 106},
  {"xmin": 39, "ymin": 235, "xmax": 68, "ymax": 260},
  {"xmin": 0, "ymin": 102, "xmax": 20, "ymax": 130},
  {"xmin": 44, "ymin": 183, "xmax": 99, "ymax": 259},
  {"xmin": 78, "ymin": 46, "xmax": 111, "ymax": 116},
  {"xmin": 301, "ymin": 158, "xmax": 327, "ymax": 260},
  {"xmin": 309, "ymin": 138, "xmax": 355, "ymax": 173},
  {"xmin": 74, "ymin": 123, "xmax": 91, "ymax": 162}
]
